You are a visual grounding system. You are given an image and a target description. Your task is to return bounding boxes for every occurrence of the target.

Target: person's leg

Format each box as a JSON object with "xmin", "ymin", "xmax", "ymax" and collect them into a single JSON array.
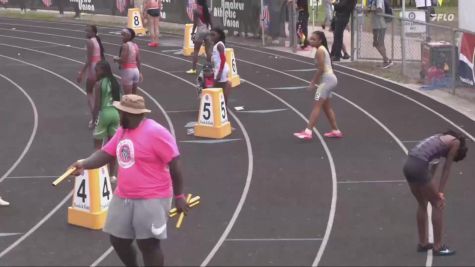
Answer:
[
  {"xmin": 302, "ymin": 14, "xmax": 309, "ymax": 48},
  {"xmin": 109, "ymin": 235, "xmax": 139, "ymax": 267},
  {"xmin": 136, "ymin": 238, "xmax": 164, "ymax": 267},
  {"xmin": 422, "ymin": 180, "xmax": 444, "ymax": 251},
  {"xmin": 331, "ymin": 18, "xmax": 347, "ymax": 59},
  {"xmin": 409, "ymin": 183, "xmax": 430, "ymax": 248},
  {"xmin": 191, "ymin": 42, "xmax": 202, "ymax": 71},
  {"xmin": 306, "ymin": 99, "xmax": 325, "ymax": 129},
  {"xmin": 86, "ymin": 79, "xmax": 95, "ymax": 126},
  {"xmin": 322, "ymin": 99, "xmax": 339, "ymax": 131},
  {"xmin": 155, "ymin": 16, "xmax": 160, "ymax": 43}
]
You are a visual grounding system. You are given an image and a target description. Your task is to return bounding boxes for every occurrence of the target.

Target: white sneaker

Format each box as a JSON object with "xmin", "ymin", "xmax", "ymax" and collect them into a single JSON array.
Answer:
[
  {"xmin": 110, "ymin": 176, "xmax": 117, "ymax": 183},
  {"xmin": 0, "ymin": 197, "xmax": 10, "ymax": 206}
]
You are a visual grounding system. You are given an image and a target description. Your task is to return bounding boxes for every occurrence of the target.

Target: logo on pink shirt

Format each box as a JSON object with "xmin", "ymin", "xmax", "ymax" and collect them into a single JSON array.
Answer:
[{"xmin": 117, "ymin": 139, "xmax": 135, "ymax": 169}]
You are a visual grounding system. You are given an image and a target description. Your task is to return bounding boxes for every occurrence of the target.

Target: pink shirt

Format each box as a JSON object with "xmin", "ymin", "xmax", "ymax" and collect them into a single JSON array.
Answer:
[{"xmin": 102, "ymin": 119, "xmax": 179, "ymax": 199}]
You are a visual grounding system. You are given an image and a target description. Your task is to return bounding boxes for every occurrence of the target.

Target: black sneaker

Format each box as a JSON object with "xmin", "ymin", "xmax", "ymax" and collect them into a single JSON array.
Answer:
[
  {"xmin": 342, "ymin": 53, "xmax": 350, "ymax": 60},
  {"xmin": 331, "ymin": 56, "xmax": 340, "ymax": 62},
  {"xmin": 434, "ymin": 245, "xmax": 456, "ymax": 256},
  {"xmin": 382, "ymin": 60, "xmax": 394, "ymax": 69},
  {"xmin": 417, "ymin": 243, "xmax": 433, "ymax": 252}
]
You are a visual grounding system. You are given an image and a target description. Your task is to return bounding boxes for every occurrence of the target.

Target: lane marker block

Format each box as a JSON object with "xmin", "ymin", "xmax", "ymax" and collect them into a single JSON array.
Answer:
[
  {"xmin": 127, "ymin": 8, "xmax": 147, "ymax": 36},
  {"xmin": 67, "ymin": 166, "xmax": 112, "ymax": 230},
  {"xmin": 225, "ymin": 48, "xmax": 240, "ymax": 87},
  {"xmin": 194, "ymin": 88, "xmax": 232, "ymax": 139}
]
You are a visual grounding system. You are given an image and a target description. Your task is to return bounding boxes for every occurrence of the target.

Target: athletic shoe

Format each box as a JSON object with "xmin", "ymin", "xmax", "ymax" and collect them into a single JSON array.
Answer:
[
  {"xmin": 147, "ymin": 42, "xmax": 158, "ymax": 47},
  {"xmin": 417, "ymin": 243, "xmax": 433, "ymax": 252},
  {"xmin": 382, "ymin": 60, "xmax": 394, "ymax": 69},
  {"xmin": 0, "ymin": 197, "xmax": 10, "ymax": 206},
  {"xmin": 324, "ymin": 130, "xmax": 343, "ymax": 138},
  {"xmin": 186, "ymin": 69, "xmax": 197, "ymax": 75},
  {"xmin": 331, "ymin": 56, "xmax": 340, "ymax": 62},
  {"xmin": 294, "ymin": 129, "xmax": 313, "ymax": 140},
  {"xmin": 434, "ymin": 245, "xmax": 456, "ymax": 256},
  {"xmin": 110, "ymin": 176, "xmax": 117, "ymax": 183},
  {"xmin": 88, "ymin": 119, "xmax": 94, "ymax": 129},
  {"xmin": 342, "ymin": 53, "xmax": 350, "ymax": 60}
]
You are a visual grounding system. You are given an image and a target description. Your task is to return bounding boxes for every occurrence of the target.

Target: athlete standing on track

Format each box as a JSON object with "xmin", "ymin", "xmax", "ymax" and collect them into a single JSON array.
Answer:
[
  {"xmin": 403, "ymin": 130, "xmax": 468, "ymax": 256},
  {"xmin": 209, "ymin": 28, "xmax": 232, "ymax": 105},
  {"xmin": 294, "ymin": 31, "xmax": 343, "ymax": 140},
  {"xmin": 114, "ymin": 28, "xmax": 142, "ymax": 95},
  {"xmin": 69, "ymin": 94, "xmax": 188, "ymax": 267},
  {"xmin": 143, "ymin": 0, "xmax": 162, "ymax": 47},
  {"xmin": 186, "ymin": 0, "xmax": 212, "ymax": 75},
  {"xmin": 77, "ymin": 25, "xmax": 105, "ymax": 129},
  {"xmin": 92, "ymin": 60, "xmax": 121, "ymax": 182}
]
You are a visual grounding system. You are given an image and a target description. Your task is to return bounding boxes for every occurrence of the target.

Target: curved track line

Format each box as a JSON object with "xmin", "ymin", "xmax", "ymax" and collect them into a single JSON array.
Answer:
[
  {"xmin": 0, "ymin": 40, "xmax": 175, "ymax": 136},
  {"xmin": 0, "ymin": 74, "xmax": 38, "ymax": 184},
  {"xmin": 228, "ymin": 44, "xmax": 475, "ymax": 142},
  {"xmin": 1, "ymin": 20, "xmax": 472, "ymax": 141},
  {"xmin": 0, "ymin": 47, "xmax": 174, "ymax": 259},
  {"xmin": 0, "ymin": 37, "xmax": 253, "ymax": 267}
]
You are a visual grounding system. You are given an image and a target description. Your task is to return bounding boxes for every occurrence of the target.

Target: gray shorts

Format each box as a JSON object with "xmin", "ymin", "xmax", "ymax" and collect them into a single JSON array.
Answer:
[
  {"xmin": 403, "ymin": 156, "xmax": 431, "ymax": 184},
  {"xmin": 373, "ymin": 28, "xmax": 386, "ymax": 47},
  {"xmin": 103, "ymin": 195, "xmax": 172, "ymax": 240},
  {"xmin": 194, "ymin": 25, "xmax": 210, "ymax": 43},
  {"xmin": 315, "ymin": 73, "xmax": 337, "ymax": 100},
  {"xmin": 120, "ymin": 68, "xmax": 140, "ymax": 86}
]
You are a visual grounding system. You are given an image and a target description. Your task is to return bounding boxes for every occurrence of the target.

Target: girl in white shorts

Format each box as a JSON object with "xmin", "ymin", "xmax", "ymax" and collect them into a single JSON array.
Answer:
[
  {"xmin": 114, "ymin": 28, "xmax": 142, "ymax": 95},
  {"xmin": 210, "ymin": 28, "xmax": 232, "ymax": 104},
  {"xmin": 294, "ymin": 31, "xmax": 343, "ymax": 141}
]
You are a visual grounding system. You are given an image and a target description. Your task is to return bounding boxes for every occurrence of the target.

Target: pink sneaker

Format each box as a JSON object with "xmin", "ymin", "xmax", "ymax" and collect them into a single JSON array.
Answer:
[
  {"xmin": 324, "ymin": 130, "xmax": 343, "ymax": 138},
  {"xmin": 294, "ymin": 129, "xmax": 313, "ymax": 140}
]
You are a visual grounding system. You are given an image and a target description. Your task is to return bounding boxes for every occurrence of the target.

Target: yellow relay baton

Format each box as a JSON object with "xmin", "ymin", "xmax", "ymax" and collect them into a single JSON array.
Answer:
[
  {"xmin": 52, "ymin": 167, "xmax": 76, "ymax": 187},
  {"xmin": 169, "ymin": 196, "xmax": 200, "ymax": 215},
  {"xmin": 176, "ymin": 194, "xmax": 192, "ymax": 229}
]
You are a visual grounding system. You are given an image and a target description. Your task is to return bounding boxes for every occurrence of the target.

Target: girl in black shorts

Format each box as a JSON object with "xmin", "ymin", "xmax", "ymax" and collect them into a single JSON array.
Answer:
[
  {"xmin": 404, "ymin": 130, "xmax": 468, "ymax": 256},
  {"xmin": 144, "ymin": 0, "xmax": 162, "ymax": 47}
]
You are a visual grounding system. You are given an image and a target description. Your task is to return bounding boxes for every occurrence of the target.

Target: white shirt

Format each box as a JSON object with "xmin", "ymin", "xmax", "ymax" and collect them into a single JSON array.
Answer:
[{"xmin": 415, "ymin": 0, "xmax": 432, "ymax": 8}]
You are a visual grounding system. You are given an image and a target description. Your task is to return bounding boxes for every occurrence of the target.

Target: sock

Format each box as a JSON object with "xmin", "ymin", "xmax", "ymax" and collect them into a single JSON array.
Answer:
[{"xmin": 305, "ymin": 128, "xmax": 312, "ymax": 135}]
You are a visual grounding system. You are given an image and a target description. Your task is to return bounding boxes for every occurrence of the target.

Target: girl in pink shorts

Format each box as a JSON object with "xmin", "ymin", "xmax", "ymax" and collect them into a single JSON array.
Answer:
[{"xmin": 114, "ymin": 28, "xmax": 142, "ymax": 95}]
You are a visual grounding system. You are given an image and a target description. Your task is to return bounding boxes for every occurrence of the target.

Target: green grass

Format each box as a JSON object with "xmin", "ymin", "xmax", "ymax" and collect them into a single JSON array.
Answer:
[{"xmin": 0, "ymin": 10, "xmax": 58, "ymax": 21}]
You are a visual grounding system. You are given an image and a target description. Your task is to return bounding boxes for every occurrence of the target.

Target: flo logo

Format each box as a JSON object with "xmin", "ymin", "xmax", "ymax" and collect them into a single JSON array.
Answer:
[{"xmin": 431, "ymin": 13, "xmax": 456, "ymax": 22}]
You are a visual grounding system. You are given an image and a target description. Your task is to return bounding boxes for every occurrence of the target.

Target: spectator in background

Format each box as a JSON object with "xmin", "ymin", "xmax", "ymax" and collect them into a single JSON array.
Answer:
[
  {"xmin": 367, "ymin": 0, "xmax": 393, "ymax": 68},
  {"xmin": 56, "ymin": 0, "xmax": 65, "ymax": 15},
  {"xmin": 296, "ymin": 0, "xmax": 310, "ymax": 49},
  {"xmin": 329, "ymin": 0, "xmax": 356, "ymax": 61},
  {"xmin": 322, "ymin": 0, "xmax": 333, "ymax": 30}
]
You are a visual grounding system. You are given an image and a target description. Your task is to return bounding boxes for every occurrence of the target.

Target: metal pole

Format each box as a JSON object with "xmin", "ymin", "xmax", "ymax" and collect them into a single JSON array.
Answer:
[
  {"xmin": 401, "ymin": 0, "xmax": 406, "ymax": 76},
  {"xmin": 289, "ymin": 1, "xmax": 297, "ymax": 53},
  {"xmin": 451, "ymin": 29, "xmax": 457, "ymax": 94},
  {"xmin": 261, "ymin": 0, "xmax": 265, "ymax": 46},
  {"xmin": 350, "ymin": 8, "xmax": 355, "ymax": 61}
]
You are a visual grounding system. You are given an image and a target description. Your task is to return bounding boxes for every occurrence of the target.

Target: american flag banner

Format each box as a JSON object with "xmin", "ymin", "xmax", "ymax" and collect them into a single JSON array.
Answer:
[
  {"xmin": 186, "ymin": 0, "xmax": 195, "ymax": 21},
  {"xmin": 116, "ymin": 0, "xmax": 127, "ymax": 14},
  {"xmin": 260, "ymin": 5, "xmax": 270, "ymax": 31},
  {"xmin": 42, "ymin": 0, "xmax": 52, "ymax": 7},
  {"xmin": 459, "ymin": 33, "xmax": 475, "ymax": 86}
]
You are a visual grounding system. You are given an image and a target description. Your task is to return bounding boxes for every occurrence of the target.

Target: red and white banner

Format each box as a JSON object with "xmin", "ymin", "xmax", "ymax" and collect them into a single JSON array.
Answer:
[
  {"xmin": 42, "ymin": 0, "xmax": 52, "ymax": 7},
  {"xmin": 116, "ymin": 0, "xmax": 127, "ymax": 14},
  {"xmin": 459, "ymin": 33, "xmax": 475, "ymax": 86}
]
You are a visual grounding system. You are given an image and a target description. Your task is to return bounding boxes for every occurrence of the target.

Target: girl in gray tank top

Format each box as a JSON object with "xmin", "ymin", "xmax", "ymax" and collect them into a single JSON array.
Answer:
[{"xmin": 403, "ymin": 130, "xmax": 468, "ymax": 256}]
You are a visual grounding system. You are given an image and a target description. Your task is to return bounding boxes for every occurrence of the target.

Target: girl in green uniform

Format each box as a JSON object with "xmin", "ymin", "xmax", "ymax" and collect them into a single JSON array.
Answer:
[{"xmin": 93, "ymin": 60, "xmax": 121, "ymax": 149}]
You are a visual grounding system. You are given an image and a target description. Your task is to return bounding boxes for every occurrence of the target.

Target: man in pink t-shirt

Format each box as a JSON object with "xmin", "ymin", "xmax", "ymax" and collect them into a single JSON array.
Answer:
[{"xmin": 70, "ymin": 94, "xmax": 187, "ymax": 267}]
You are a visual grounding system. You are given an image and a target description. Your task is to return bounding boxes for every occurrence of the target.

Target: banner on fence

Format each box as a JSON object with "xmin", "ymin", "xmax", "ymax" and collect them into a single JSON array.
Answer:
[{"xmin": 459, "ymin": 33, "xmax": 475, "ymax": 86}]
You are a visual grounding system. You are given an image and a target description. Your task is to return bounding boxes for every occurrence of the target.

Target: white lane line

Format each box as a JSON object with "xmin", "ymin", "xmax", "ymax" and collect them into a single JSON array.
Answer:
[
  {"xmin": 243, "ymin": 79, "xmax": 337, "ymax": 267},
  {"xmin": 287, "ymin": 68, "xmax": 316, "ymax": 72},
  {"xmin": 0, "ymin": 40, "xmax": 175, "ymax": 137},
  {"xmin": 180, "ymin": 139, "xmax": 241, "ymax": 144},
  {"xmin": 5, "ymin": 176, "xmax": 56, "ymax": 179},
  {"xmin": 338, "ymin": 180, "xmax": 406, "ymax": 184},
  {"xmin": 0, "ymin": 233, "xmax": 22, "ymax": 237},
  {"xmin": 0, "ymin": 191, "xmax": 73, "ymax": 258},
  {"xmin": 237, "ymin": 108, "xmax": 288, "ymax": 114},
  {"xmin": 90, "ymin": 247, "xmax": 114, "ymax": 267},
  {"xmin": 236, "ymin": 59, "xmax": 434, "ymax": 267},
  {"xmin": 0, "ymin": 44, "xmax": 175, "ymax": 259},
  {"xmin": 0, "ymin": 74, "xmax": 38, "ymax": 184},
  {"xmin": 269, "ymin": 85, "xmax": 307, "ymax": 90},
  {"xmin": 230, "ymin": 44, "xmax": 475, "ymax": 143},
  {"xmin": 167, "ymin": 109, "xmax": 198, "ymax": 114},
  {"xmin": 226, "ymin": 238, "xmax": 323, "ymax": 242}
]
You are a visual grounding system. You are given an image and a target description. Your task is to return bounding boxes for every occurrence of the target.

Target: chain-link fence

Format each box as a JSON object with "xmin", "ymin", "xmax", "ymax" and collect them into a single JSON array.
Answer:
[{"xmin": 353, "ymin": 5, "xmax": 475, "ymax": 94}]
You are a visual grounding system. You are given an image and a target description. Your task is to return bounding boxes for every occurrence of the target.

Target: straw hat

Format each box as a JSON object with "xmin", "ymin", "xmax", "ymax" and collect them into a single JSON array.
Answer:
[{"xmin": 113, "ymin": 94, "xmax": 151, "ymax": 114}]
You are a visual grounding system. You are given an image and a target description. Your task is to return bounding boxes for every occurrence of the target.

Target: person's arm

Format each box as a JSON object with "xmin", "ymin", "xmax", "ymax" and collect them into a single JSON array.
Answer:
[
  {"xmin": 438, "ymin": 139, "xmax": 461, "ymax": 194},
  {"xmin": 114, "ymin": 43, "xmax": 128, "ymax": 65},
  {"xmin": 77, "ymin": 40, "xmax": 93, "ymax": 83},
  {"xmin": 169, "ymin": 156, "xmax": 189, "ymax": 213},
  {"xmin": 70, "ymin": 151, "xmax": 114, "ymax": 175},
  {"xmin": 92, "ymin": 81, "xmax": 101, "ymax": 122},
  {"xmin": 309, "ymin": 48, "xmax": 325, "ymax": 89},
  {"xmin": 216, "ymin": 43, "xmax": 226, "ymax": 81}
]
